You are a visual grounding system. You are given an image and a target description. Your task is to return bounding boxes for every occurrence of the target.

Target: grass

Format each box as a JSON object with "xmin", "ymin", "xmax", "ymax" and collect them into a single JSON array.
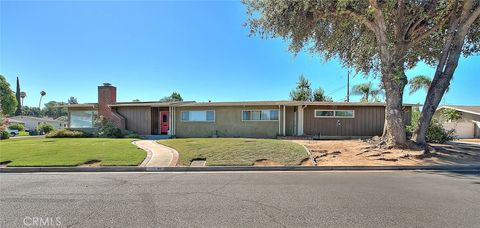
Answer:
[
  {"xmin": 18, "ymin": 131, "xmax": 29, "ymax": 136},
  {"xmin": 159, "ymin": 138, "xmax": 309, "ymax": 166},
  {"xmin": 0, "ymin": 138, "xmax": 146, "ymax": 167}
]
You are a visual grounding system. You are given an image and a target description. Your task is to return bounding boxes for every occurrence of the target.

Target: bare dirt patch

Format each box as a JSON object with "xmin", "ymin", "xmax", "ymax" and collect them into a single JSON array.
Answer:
[
  {"xmin": 254, "ymin": 159, "xmax": 284, "ymax": 166},
  {"xmin": 78, "ymin": 160, "xmax": 102, "ymax": 167},
  {"xmin": 292, "ymin": 139, "xmax": 480, "ymax": 166}
]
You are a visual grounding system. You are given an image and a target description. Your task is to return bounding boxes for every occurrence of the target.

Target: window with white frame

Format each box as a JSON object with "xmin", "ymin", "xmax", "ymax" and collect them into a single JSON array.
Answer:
[
  {"xmin": 315, "ymin": 109, "xmax": 354, "ymax": 118},
  {"xmin": 181, "ymin": 110, "xmax": 215, "ymax": 122},
  {"xmin": 242, "ymin": 110, "xmax": 279, "ymax": 121}
]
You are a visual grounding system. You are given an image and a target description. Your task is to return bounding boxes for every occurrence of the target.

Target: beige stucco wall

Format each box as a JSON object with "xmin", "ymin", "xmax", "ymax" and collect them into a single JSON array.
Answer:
[{"xmin": 174, "ymin": 105, "xmax": 289, "ymax": 138}]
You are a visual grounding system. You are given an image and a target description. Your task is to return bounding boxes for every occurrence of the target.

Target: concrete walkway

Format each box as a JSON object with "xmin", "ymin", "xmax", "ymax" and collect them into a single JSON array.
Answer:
[{"xmin": 133, "ymin": 140, "xmax": 179, "ymax": 167}]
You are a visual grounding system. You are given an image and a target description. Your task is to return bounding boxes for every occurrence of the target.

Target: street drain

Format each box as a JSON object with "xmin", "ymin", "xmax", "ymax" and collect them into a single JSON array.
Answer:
[{"xmin": 190, "ymin": 158, "xmax": 206, "ymax": 167}]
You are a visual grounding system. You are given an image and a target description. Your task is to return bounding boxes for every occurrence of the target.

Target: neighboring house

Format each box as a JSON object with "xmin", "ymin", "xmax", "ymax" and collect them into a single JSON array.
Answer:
[
  {"xmin": 9, "ymin": 116, "xmax": 66, "ymax": 131},
  {"xmin": 65, "ymin": 83, "xmax": 414, "ymax": 138},
  {"xmin": 5, "ymin": 118, "xmax": 25, "ymax": 127},
  {"xmin": 436, "ymin": 106, "xmax": 480, "ymax": 139}
]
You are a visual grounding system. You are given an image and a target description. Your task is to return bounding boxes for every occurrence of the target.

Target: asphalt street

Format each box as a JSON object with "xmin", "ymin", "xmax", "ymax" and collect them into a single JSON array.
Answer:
[{"xmin": 1, "ymin": 171, "xmax": 479, "ymax": 227}]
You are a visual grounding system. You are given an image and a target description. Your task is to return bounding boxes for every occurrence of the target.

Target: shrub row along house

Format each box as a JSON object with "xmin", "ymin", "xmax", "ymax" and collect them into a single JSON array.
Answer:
[{"xmin": 65, "ymin": 83, "xmax": 414, "ymax": 138}]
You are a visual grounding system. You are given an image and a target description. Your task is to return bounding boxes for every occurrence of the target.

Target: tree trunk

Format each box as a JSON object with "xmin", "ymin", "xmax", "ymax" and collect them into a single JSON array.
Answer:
[
  {"xmin": 382, "ymin": 68, "xmax": 408, "ymax": 147},
  {"xmin": 412, "ymin": 1, "xmax": 477, "ymax": 145}
]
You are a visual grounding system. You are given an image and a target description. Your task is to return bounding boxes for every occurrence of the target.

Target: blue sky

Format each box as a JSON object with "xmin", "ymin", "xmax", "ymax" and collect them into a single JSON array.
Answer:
[{"xmin": 1, "ymin": 0, "xmax": 478, "ymax": 107}]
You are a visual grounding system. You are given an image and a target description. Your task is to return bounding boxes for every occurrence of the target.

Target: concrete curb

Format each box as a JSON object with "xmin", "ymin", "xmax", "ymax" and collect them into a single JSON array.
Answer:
[{"xmin": 1, "ymin": 165, "xmax": 479, "ymax": 173}]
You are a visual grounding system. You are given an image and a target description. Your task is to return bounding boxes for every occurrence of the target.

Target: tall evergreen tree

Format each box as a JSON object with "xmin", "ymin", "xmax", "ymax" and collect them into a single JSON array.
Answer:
[
  {"xmin": 290, "ymin": 75, "xmax": 312, "ymax": 101},
  {"xmin": 313, "ymin": 87, "xmax": 333, "ymax": 102},
  {"xmin": 14, "ymin": 77, "xmax": 22, "ymax": 116}
]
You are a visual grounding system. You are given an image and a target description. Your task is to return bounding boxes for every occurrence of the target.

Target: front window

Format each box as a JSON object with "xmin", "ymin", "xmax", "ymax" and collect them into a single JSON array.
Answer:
[
  {"xmin": 315, "ymin": 109, "xmax": 354, "ymax": 118},
  {"xmin": 181, "ymin": 110, "xmax": 215, "ymax": 122},
  {"xmin": 70, "ymin": 110, "xmax": 96, "ymax": 128},
  {"xmin": 242, "ymin": 110, "xmax": 279, "ymax": 121}
]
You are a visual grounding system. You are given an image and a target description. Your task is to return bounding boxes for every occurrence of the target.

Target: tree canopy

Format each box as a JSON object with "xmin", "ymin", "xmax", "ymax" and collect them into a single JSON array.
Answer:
[
  {"xmin": 68, "ymin": 96, "xmax": 78, "ymax": 104},
  {"xmin": 244, "ymin": 0, "xmax": 479, "ymax": 75},
  {"xmin": 0, "ymin": 75, "xmax": 18, "ymax": 115},
  {"xmin": 313, "ymin": 87, "xmax": 333, "ymax": 102},
  {"xmin": 290, "ymin": 75, "xmax": 313, "ymax": 101},
  {"xmin": 43, "ymin": 101, "xmax": 68, "ymax": 119},
  {"xmin": 161, "ymin": 92, "xmax": 183, "ymax": 102},
  {"xmin": 244, "ymin": 0, "xmax": 480, "ymax": 147}
]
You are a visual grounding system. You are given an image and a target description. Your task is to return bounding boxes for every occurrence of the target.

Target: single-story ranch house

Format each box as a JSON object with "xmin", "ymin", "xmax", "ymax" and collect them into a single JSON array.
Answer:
[
  {"xmin": 65, "ymin": 83, "xmax": 414, "ymax": 138},
  {"xmin": 436, "ymin": 105, "xmax": 480, "ymax": 139},
  {"xmin": 9, "ymin": 116, "xmax": 66, "ymax": 131}
]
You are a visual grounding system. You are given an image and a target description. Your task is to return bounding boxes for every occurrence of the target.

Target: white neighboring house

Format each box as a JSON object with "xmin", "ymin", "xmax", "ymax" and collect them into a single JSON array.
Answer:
[
  {"xmin": 436, "ymin": 106, "xmax": 480, "ymax": 139},
  {"xmin": 9, "ymin": 116, "xmax": 66, "ymax": 131}
]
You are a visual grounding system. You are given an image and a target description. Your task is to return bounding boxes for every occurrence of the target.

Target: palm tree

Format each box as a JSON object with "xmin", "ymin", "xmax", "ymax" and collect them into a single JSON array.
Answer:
[
  {"xmin": 408, "ymin": 75, "xmax": 432, "ymax": 95},
  {"xmin": 351, "ymin": 82, "xmax": 383, "ymax": 102},
  {"xmin": 20, "ymin": 91, "xmax": 26, "ymax": 107},
  {"xmin": 39, "ymin": 91, "xmax": 46, "ymax": 109}
]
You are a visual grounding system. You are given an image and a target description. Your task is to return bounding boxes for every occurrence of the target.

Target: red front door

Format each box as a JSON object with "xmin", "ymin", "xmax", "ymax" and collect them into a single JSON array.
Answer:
[{"xmin": 160, "ymin": 111, "xmax": 169, "ymax": 134}]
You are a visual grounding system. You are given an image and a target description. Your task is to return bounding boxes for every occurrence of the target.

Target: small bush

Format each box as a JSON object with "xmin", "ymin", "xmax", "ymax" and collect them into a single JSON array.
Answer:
[
  {"xmin": 425, "ymin": 119, "xmax": 456, "ymax": 143},
  {"xmin": 95, "ymin": 117, "xmax": 123, "ymax": 138},
  {"xmin": 125, "ymin": 133, "xmax": 141, "ymax": 139},
  {"xmin": 407, "ymin": 110, "xmax": 455, "ymax": 144},
  {"xmin": 46, "ymin": 129, "xmax": 85, "ymax": 138},
  {"xmin": 37, "ymin": 123, "xmax": 54, "ymax": 134},
  {"xmin": 121, "ymin": 130, "xmax": 141, "ymax": 139},
  {"xmin": 0, "ymin": 130, "xmax": 10, "ymax": 140},
  {"xmin": 8, "ymin": 124, "xmax": 25, "ymax": 131}
]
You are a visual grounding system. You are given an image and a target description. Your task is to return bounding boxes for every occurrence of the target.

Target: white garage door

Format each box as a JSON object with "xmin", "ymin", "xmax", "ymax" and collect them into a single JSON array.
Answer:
[{"xmin": 442, "ymin": 122, "xmax": 475, "ymax": 139}]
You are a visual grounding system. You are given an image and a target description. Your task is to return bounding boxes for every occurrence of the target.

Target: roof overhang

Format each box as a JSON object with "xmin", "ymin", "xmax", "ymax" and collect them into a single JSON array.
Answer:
[{"xmin": 438, "ymin": 105, "xmax": 480, "ymax": 116}]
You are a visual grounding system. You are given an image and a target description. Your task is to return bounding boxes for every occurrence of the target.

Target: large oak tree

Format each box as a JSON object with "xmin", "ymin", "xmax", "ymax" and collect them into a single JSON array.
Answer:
[{"xmin": 243, "ymin": 0, "xmax": 480, "ymax": 147}]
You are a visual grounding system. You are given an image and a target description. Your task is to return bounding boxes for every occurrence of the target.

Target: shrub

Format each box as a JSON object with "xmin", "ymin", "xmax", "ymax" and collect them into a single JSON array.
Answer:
[
  {"xmin": 37, "ymin": 123, "xmax": 54, "ymax": 134},
  {"xmin": 122, "ymin": 130, "xmax": 141, "ymax": 139},
  {"xmin": 8, "ymin": 123, "xmax": 25, "ymax": 131},
  {"xmin": 95, "ymin": 117, "xmax": 123, "ymax": 138},
  {"xmin": 425, "ymin": 119, "xmax": 456, "ymax": 143},
  {"xmin": 0, "ymin": 130, "xmax": 9, "ymax": 140},
  {"xmin": 46, "ymin": 129, "xmax": 85, "ymax": 138},
  {"xmin": 125, "ymin": 133, "xmax": 141, "ymax": 139},
  {"xmin": 407, "ymin": 110, "xmax": 455, "ymax": 144}
]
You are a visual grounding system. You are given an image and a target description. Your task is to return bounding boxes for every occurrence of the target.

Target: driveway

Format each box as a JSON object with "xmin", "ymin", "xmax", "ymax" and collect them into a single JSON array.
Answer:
[{"xmin": 1, "ymin": 171, "xmax": 479, "ymax": 227}]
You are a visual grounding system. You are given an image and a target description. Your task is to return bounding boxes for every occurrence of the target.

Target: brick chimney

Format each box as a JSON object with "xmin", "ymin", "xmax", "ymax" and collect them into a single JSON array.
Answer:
[{"xmin": 98, "ymin": 83, "xmax": 116, "ymax": 118}]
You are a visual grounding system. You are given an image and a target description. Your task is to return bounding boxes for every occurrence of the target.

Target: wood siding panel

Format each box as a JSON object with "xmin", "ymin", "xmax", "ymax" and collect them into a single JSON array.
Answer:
[
  {"xmin": 303, "ymin": 105, "xmax": 385, "ymax": 137},
  {"xmin": 116, "ymin": 107, "xmax": 151, "ymax": 135}
]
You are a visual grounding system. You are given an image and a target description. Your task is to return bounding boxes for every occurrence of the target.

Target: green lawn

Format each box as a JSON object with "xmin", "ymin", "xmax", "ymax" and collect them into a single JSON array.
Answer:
[
  {"xmin": 159, "ymin": 138, "xmax": 309, "ymax": 166},
  {"xmin": 0, "ymin": 138, "xmax": 146, "ymax": 167}
]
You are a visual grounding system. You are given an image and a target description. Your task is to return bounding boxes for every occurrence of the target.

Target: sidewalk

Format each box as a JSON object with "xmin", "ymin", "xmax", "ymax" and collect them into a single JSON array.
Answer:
[{"xmin": 133, "ymin": 140, "xmax": 178, "ymax": 167}]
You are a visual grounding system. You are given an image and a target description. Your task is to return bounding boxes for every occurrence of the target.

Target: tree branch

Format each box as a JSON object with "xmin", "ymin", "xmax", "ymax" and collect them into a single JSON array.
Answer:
[
  {"xmin": 314, "ymin": 9, "xmax": 377, "ymax": 32},
  {"xmin": 395, "ymin": 0, "xmax": 406, "ymax": 42},
  {"xmin": 461, "ymin": 6, "xmax": 480, "ymax": 32},
  {"xmin": 409, "ymin": 18, "xmax": 448, "ymax": 45}
]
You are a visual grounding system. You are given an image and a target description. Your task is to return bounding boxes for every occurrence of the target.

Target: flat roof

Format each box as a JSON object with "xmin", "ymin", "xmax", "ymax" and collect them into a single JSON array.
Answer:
[
  {"xmin": 109, "ymin": 101, "xmax": 195, "ymax": 107},
  {"xmin": 174, "ymin": 101, "xmax": 419, "ymax": 107},
  {"xmin": 438, "ymin": 105, "xmax": 480, "ymax": 115},
  {"xmin": 59, "ymin": 103, "xmax": 97, "ymax": 108},
  {"xmin": 10, "ymin": 116, "xmax": 65, "ymax": 123},
  {"xmin": 64, "ymin": 100, "xmax": 419, "ymax": 109}
]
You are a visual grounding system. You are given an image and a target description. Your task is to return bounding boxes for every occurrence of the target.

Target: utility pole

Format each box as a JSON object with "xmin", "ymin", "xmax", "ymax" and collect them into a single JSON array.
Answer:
[{"xmin": 346, "ymin": 69, "xmax": 350, "ymax": 102}]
